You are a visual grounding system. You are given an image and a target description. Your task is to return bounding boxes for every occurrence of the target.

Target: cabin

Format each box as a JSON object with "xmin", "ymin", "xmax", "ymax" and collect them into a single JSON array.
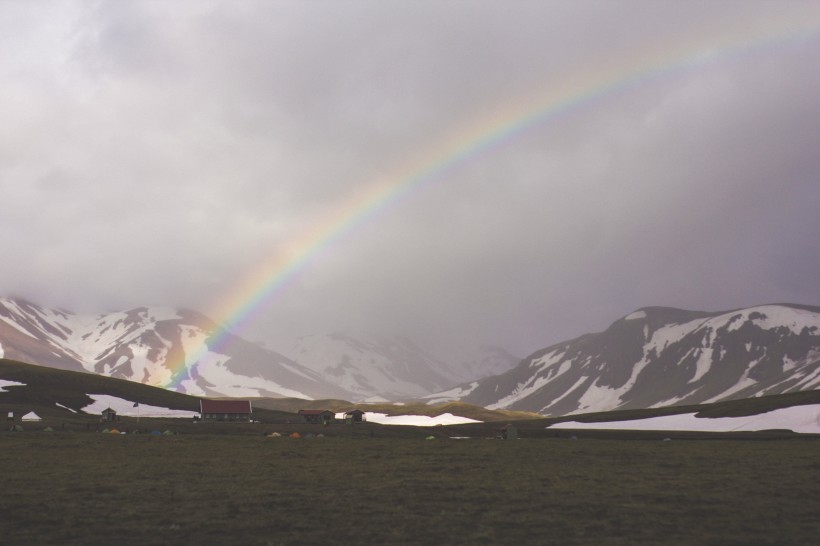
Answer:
[
  {"xmin": 298, "ymin": 409, "xmax": 335, "ymax": 425},
  {"xmin": 101, "ymin": 408, "xmax": 117, "ymax": 422},
  {"xmin": 345, "ymin": 409, "xmax": 366, "ymax": 424},
  {"xmin": 200, "ymin": 400, "xmax": 253, "ymax": 422}
]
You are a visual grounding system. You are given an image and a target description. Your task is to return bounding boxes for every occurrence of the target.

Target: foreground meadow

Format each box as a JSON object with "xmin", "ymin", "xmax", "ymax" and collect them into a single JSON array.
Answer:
[{"xmin": 1, "ymin": 433, "xmax": 818, "ymax": 545}]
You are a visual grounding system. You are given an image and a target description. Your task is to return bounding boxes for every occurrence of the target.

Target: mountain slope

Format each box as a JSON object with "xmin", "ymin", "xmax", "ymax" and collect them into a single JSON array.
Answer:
[
  {"xmin": 431, "ymin": 304, "xmax": 820, "ymax": 415},
  {"xmin": 286, "ymin": 333, "xmax": 519, "ymax": 400},
  {"xmin": 0, "ymin": 297, "xmax": 515, "ymax": 402},
  {"xmin": 0, "ymin": 297, "xmax": 352, "ymax": 400},
  {"xmin": 287, "ymin": 333, "xmax": 457, "ymax": 399}
]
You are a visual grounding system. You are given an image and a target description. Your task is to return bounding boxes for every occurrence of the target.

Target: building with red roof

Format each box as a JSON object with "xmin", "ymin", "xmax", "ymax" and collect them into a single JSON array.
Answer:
[
  {"xmin": 200, "ymin": 399, "xmax": 252, "ymax": 422},
  {"xmin": 298, "ymin": 409, "xmax": 335, "ymax": 424}
]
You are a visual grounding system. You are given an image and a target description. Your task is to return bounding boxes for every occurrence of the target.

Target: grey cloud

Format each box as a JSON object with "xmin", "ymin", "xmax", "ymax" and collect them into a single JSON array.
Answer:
[{"xmin": 1, "ymin": 1, "xmax": 819, "ymax": 359}]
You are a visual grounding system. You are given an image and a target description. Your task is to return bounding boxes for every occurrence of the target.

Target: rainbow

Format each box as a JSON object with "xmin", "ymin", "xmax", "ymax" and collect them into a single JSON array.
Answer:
[{"xmin": 165, "ymin": 19, "xmax": 820, "ymax": 390}]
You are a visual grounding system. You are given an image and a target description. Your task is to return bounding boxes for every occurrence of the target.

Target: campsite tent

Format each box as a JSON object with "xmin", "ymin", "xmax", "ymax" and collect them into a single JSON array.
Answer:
[
  {"xmin": 21, "ymin": 412, "xmax": 41, "ymax": 422},
  {"xmin": 289, "ymin": 432, "xmax": 301, "ymax": 438},
  {"xmin": 10, "ymin": 424, "xmax": 23, "ymax": 432}
]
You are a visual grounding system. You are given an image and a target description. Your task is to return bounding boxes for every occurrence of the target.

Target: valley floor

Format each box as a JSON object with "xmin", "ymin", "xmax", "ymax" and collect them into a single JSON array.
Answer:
[{"xmin": 1, "ymin": 433, "xmax": 818, "ymax": 545}]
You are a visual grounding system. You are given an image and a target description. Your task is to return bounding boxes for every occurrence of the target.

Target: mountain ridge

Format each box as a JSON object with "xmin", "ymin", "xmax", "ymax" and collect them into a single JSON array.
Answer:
[
  {"xmin": 285, "ymin": 332, "xmax": 518, "ymax": 400},
  {"xmin": 0, "ymin": 297, "xmax": 352, "ymax": 400},
  {"xmin": 428, "ymin": 303, "xmax": 820, "ymax": 415},
  {"xmin": 0, "ymin": 297, "xmax": 516, "ymax": 401}
]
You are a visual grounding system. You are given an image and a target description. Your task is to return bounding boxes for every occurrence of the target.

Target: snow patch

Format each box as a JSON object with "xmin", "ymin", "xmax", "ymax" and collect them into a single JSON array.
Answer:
[
  {"xmin": 364, "ymin": 412, "xmax": 480, "ymax": 426},
  {"xmin": 688, "ymin": 347, "xmax": 714, "ymax": 383},
  {"xmin": 0, "ymin": 379, "xmax": 26, "ymax": 392},
  {"xmin": 178, "ymin": 328, "xmax": 312, "ymax": 399},
  {"xmin": 647, "ymin": 317, "xmax": 709, "ymax": 350},
  {"xmin": 701, "ymin": 371, "xmax": 758, "ymax": 403},
  {"xmin": 488, "ymin": 374, "xmax": 553, "ymax": 410},
  {"xmin": 531, "ymin": 349, "xmax": 566, "ymax": 372},
  {"xmin": 55, "ymin": 402, "xmax": 77, "ymax": 413},
  {"xmin": 550, "ymin": 404, "xmax": 820, "ymax": 434},
  {"xmin": 423, "ymin": 382, "xmax": 478, "ymax": 405},
  {"xmin": 82, "ymin": 394, "xmax": 199, "ymax": 418},
  {"xmin": 624, "ymin": 310, "xmax": 646, "ymax": 320},
  {"xmin": 186, "ymin": 351, "xmax": 311, "ymax": 399},
  {"xmin": 540, "ymin": 376, "xmax": 588, "ymax": 413},
  {"xmin": 575, "ymin": 380, "xmax": 621, "ymax": 413},
  {"xmin": 0, "ymin": 313, "xmax": 36, "ymax": 337}
]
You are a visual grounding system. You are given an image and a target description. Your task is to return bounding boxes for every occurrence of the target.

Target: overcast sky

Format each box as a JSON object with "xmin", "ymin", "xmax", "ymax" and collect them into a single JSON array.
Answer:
[{"xmin": 2, "ymin": 1, "xmax": 819, "ymax": 359}]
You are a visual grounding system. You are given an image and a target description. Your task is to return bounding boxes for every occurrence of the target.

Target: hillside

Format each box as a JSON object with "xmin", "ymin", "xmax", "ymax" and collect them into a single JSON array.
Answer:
[
  {"xmin": 430, "ymin": 304, "xmax": 820, "ymax": 415},
  {"xmin": 437, "ymin": 389, "xmax": 820, "ymax": 439},
  {"xmin": 0, "ymin": 297, "xmax": 519, "ymax": 402},
  {"xmin": 286, "ymin": 333, "xmax": 518, "ymax": 399},
  {"xmin": 0, "ymin": 297, "xmax": 354, "ymax": 400},
  {"xmin": 0, "ymin": 358, "xmax": 531, "ymax": 428}
]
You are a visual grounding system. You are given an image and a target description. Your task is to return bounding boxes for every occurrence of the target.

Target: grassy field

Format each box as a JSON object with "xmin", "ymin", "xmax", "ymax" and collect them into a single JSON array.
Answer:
[{"xmin": 1, "ymin": 432, "xmax": 818, "ymax": 545}]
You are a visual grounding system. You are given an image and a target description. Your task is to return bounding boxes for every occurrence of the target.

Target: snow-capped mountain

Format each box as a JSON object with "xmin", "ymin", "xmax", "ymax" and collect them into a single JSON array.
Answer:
[
  {"xmin": 286, "ymin": 333, "xmax": 514, "ymax": 400},
  {"xmin": 0, "ymin": 297, "xmax": 352, "ymax": 400},
  {"xmin": 428, "ymin": 304, "xmax": 820, "ymax": 415},
  {"xmin": 450, "ymin": 344, "xmax": 521, "ymax": 382},
  {"xmin": 0, "ymin": 297, "xmax": 517, "ymax": 402},
  {"xmin": 288, "ymin": 333, "xmax": 449, "ymax": 400}
]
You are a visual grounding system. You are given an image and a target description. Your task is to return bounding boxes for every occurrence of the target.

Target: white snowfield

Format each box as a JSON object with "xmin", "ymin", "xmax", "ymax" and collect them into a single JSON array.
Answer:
[
  {"xmin": 175, "ymin": 327, "xmax": 313, "ymax": 399},
  {"xmin": 0, "ymin": 379, "xmax": 26, "ymax": 392},
  {"xmin": 82, "ymin": 394, "xmax": 199, "ymax": 418},
  {"xmin": 550, "ymin": 404, "xmax": 820, "ymax": 434},
  {"xmin": 364, "ymin": 412, "xmax": 480, "ymax": 426}
]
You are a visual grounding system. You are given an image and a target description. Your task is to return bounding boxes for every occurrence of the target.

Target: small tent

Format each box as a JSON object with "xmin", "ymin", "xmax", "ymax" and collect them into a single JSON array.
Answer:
[
  {"xmin": 150, "ymin": 430, "xmax": 163, "ymax": 435},
  {"xmin": 10, "ymin": 424, "xmax": 24, "ymax": 432},
  {"xmin": 21, "ymin": 411, "xmax": 41, "ymax": 422},
  {"xmin": 43, "ymin": 427, "xmax": 54, "ymax": 432},
  {"xmin": 289, "ymin": 432, "xmax": 301, "ymax": 438}
]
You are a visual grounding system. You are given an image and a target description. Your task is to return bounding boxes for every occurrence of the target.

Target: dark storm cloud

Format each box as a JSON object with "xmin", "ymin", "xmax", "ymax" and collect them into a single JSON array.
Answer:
[{"xmin": 1, "ymin": 1, "xmax": 819, "ymax": 358}]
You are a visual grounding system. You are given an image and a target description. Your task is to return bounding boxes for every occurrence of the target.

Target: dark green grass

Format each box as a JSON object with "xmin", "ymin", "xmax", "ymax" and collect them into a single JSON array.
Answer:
[{"xmin": 1, "ymin": 433, "xmax": 818, "ymax": 545}]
